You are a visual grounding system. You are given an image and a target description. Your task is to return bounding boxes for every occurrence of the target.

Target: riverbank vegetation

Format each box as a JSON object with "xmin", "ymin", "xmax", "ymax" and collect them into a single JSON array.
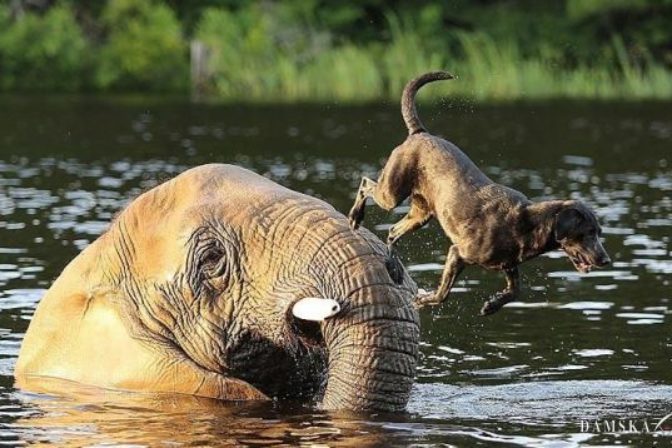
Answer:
[{"xmin": 1, "ymin": 0, "xmax": 671, "ymax": 101}]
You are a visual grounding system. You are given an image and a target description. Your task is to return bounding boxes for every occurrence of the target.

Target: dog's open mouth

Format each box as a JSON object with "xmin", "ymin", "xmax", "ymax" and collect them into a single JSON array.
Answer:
[{"xmin": 569, "ymin": 254, "xmax": 593, "ymax": 273}]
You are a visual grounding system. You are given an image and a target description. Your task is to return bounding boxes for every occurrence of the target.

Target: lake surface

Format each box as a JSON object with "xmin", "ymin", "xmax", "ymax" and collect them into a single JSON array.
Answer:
[{"xmin": 0, "ymin": 97, "xmax": 670, "ymax": 446}]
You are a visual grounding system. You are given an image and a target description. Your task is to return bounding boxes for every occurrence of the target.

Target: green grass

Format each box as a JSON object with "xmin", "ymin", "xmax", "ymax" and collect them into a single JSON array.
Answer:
[
  {"xmin": 196, "ymin": 11, "xmax": 672, "ymax": 102},
  {"xmin": 448, "ymin": 33, "xmax": 672, "ymax": 100},
  {"xmin": 2, "ymin": 2, "xmax": 671, "ymax": 101}
]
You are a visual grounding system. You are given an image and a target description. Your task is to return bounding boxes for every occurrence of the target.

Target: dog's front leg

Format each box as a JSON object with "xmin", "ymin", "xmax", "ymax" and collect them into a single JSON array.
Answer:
[
  {"xmin": 387, "ymin": 205, "xmax": 432, "ymax": 248},
  {"xmin": 414, "ymin": 245, "xmax": 465, "ymax": 308},
  {"xmin": 348, "ymin": 177, "xmax": 377, "ymax": 230},
  {"xmin": 480, "ymin": 267, "xmax": 520, "ymax": 316}
]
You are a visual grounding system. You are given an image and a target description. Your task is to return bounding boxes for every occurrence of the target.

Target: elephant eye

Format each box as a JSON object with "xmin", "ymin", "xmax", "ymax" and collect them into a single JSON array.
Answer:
[
  {"xmin": 201, "ymin": 247, "xmax": 227, "ymax": 278},
  {"xmin": 196, "ymin": 246, "xmax": 230, "ymax": 294},
  {"xmin": 188, "ymin": 229, "xmax": 235, "ymax": 296}
]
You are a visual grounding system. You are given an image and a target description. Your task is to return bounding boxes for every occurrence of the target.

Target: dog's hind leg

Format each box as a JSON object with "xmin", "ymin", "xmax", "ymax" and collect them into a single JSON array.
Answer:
[
  {"xmin": 349, "ymin": 150, "xmax": 414, "ymax": 230},
  {"xmin": 348, "ymin": 177, "xmax": 378, "ymax": 229},
  {"xmin": 414, "ymin": 245, "xmax": 465, "ymax": 308},
  {"xmin": 480, "ymin": 267, "xmax": 520, "ymax": 316},
  {"xmin": 387, "ymin": 202, "xmax": 432, "ymax": 247}
]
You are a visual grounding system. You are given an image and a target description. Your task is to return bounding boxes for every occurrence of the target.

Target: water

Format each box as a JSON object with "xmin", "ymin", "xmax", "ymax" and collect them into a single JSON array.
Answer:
[{"xmin": 0, "ymin": 97, "xmax": 671, "ymax": 446}]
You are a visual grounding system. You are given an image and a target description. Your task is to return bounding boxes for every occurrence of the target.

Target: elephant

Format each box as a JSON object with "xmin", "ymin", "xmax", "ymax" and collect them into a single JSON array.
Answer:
[{"xmin": 15, "ymin": 164, "xmax": 420, "ymax": 412}]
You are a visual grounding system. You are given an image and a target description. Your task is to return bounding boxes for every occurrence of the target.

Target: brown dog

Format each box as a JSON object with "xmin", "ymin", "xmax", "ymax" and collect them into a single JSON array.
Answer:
[{"xmin": 348, "ymin": 71, "xmax": 611, "ymax": 315}]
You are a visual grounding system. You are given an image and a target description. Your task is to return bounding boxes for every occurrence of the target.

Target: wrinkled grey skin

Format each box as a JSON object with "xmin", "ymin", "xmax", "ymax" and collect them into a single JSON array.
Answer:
[
  {"xmin": 26, "ymin": 164, "xmax": 419, "ymax": 412},
  {"xmin": 137, "ymin": 165, "xmax": 419, "ymax": 410}
]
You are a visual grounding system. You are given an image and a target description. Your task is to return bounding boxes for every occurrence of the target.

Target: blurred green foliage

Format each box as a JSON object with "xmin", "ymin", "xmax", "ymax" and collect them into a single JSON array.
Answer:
[
  {"xmin": 0, "ymin": 3, "xmax": 90, "ymax": 91},
  {"xmin": 0, "ymin": 0, "xmax": 671, "ymax": 99},
  {"xmin": 194, "ymin": 4, "xmax": 381, "ymax": 101},
  {"xmin": 96, "ymin": 0, "xmax": 187, "ymax": 90}
]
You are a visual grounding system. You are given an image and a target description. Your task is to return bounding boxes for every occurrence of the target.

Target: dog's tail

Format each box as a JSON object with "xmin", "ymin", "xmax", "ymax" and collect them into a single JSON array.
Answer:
[{"xmin": 401, "ymin": 71, "xmax": 455, "ymax": 135}]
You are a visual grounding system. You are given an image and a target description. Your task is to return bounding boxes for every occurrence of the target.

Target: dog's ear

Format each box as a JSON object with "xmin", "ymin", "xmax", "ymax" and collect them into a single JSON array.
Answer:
[{"xmin": 555, "ymin": 206, "xmax": 584, "ymax": 242}]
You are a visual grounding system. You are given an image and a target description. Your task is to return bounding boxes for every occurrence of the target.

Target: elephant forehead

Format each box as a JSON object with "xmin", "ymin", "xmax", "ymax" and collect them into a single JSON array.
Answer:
[
  {"xmin": 116, "ymin": 163, "xmax": 395, "ymax": 281},
  {"xmin": 239, "ymin": 201, "xmax": 384, "ymax": 260},
  {"xmin": 128, "ymin": 164, "xmax": 298, "ymax": 216},
  {"xmin": 117, "ymin": 163, "xmax": 294, "ymax": 236},
  {"xmin": 156, "ymin": 165, "xmax": 322, "ymax": 228},
  {"xmin": 170, "ymin": 163, "xmax": 298, "ymax": 202}
]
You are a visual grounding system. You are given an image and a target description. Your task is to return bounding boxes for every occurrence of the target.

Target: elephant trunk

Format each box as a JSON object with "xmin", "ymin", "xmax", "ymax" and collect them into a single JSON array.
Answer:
[{"xmin": 319, "ymin": 286, "xmax": 419, "ymax": 412}]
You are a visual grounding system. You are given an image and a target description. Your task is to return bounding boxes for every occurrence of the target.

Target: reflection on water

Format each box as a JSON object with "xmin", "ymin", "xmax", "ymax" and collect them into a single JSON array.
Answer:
[
  {"xmin": 5, "ymin": 381, "xmax": 672, "ymax": 447},
  {"xmin": 0, "ymin": 97, "xmax": 670, "ymax": 446}
]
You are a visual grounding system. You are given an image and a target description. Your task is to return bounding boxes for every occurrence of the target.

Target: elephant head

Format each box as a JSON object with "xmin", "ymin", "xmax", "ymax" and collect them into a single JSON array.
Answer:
[{"xmin": 16, "ymin": 164, "xmax": 420, "ymax": 412}]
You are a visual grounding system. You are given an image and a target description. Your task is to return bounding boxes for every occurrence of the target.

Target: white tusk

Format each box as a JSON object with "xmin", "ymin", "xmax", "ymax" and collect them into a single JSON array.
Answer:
[{"xmin": 292, "ymin": 298, "xmax": 341, "ymax": 322}]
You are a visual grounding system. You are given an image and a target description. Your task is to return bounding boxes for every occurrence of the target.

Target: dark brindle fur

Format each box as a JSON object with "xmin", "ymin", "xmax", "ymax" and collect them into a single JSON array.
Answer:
[{"xmin": 348, "ymin": 71, "xmax": 611, "ymax": 315}]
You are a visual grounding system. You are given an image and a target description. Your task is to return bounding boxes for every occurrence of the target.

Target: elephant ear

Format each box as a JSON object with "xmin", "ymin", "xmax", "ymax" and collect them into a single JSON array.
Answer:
[
  {"xmin": 555, "ymin": 207, "xmax": 585, "ymax": 242},
  {"xmin": 292, "ymin": 298, "xmax": 341, "ymax": 321}
]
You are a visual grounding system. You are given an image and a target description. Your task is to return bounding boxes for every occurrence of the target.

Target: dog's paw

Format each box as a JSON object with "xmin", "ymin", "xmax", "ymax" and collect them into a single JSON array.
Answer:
[
  {"xmin": 479, "ymin": 300, "xmax": 500, "ymax": 316},
  {"xmin": 413, "ymin": 289, "xmax": 439, "ymax": 309},
  {"xmin": 479, "ymin": 291, "xmax": 513, "ymax": 316},
  {"xmin": 347, "ymin": 206, "xmax": 364, "ymax": 230}
]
